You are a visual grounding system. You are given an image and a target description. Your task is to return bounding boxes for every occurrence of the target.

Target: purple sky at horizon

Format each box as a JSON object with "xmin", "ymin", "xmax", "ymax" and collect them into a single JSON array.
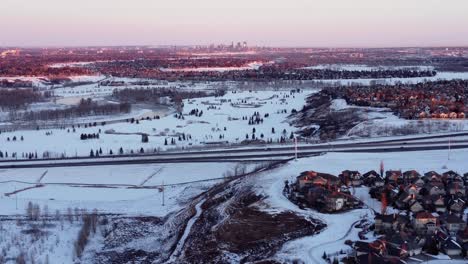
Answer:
[{"xmin": 2, "ymin": 0, "xmax": 468, "ymax": 47}]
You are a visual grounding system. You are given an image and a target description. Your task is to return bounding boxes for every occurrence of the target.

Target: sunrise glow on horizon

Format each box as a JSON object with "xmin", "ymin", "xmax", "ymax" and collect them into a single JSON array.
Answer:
[{"xmin": 2, "ymin": 0, "xmax": 468, "ymax": 47}]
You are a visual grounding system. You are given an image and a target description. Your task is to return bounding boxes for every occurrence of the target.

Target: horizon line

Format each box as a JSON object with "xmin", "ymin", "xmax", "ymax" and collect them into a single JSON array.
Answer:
[{"xmin": 2, "ymin": 44, "xmax": 468, "ymax": 49}]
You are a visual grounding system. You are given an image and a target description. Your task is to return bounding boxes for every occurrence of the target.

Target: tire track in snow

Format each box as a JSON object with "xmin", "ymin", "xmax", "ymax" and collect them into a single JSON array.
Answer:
[{"xmin": 139, "ymin": 166, "xmax": 164, "ymax": 186}]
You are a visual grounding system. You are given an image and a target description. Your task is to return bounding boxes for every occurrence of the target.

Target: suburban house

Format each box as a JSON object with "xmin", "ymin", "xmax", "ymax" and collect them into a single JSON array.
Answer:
[
  {"xmin": 325, "ymin": 192, "xmax": 348, "ymax": 212},
  {"xmin": 386, "ymin": 170, "xmax": 402, "ymax": 184},
  {"xmin": 457, "ymin": 226, "xmax": 468, "ymax": 245},
  {"xmin": 440, "ymin": 214, "xmax": 467, "ymax": 235},
  {"xmin": 424, "ymin": 183, "xmax": 446, "ymax": 196},
  {"xmin": 374, "ymin": 213, "xmax": 410, "ymax": 233},
  {"xmin": 413, "ymin": 212, "xmax": 438, "ymax": 234},
  {"xmin": 295, "ymin": 171, "xmax": 340, "ymax": 190},
  {"xmin": 447, "ymin": 182, "xmax": 466, "ymax": 196},
  {"xmin": 448, "ymin": 198, "xmax": 465, "ymax": 214},
  {"xmin": 442, "ymin": 239, "xmax": 462, "ymax": 256},
  {"xmin": 340, "ymin": 170, "xmax": 362, "ymax": 186},
  {"xmin": 362, "ymin": 170, "xmax": 384, "ymax": 187},
  {"xmin": 385, "ymin": 232, "xmax": 425, "ymax": 257},
  {"xmin": 288, "ymin": 170, "xmax": 360, "ymax": 213},
  {"xmin": 402, "ymin": 170, "xmax": 421, "ymax": 184},
  {"xmin": 422, "ymin": 171, "xmax": 441, "ymax": 182},
  {"xmin": 422, "ymin": 195, "xmax": 446, "ymax": 213}
]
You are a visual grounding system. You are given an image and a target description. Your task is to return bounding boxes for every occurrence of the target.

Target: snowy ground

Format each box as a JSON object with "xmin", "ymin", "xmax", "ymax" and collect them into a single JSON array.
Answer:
[
  {"xmin": 0, "ymin": 89, "xmax": 310, "ymax": 159},
  {"xmin": 301, "ymin": 69, "xmax": 468, "ymax": 86},
  {"xmin": 0, "ymin": 162, "xmax": 265, "ymax": 217},
  {"xmin": 328, "ymin": 99, "xmax": 468, "ymax": 138},
  {"xmin": 249, "ymin": 148, "xmax": 468, "ymax": 263},
  {"xmin": 1, "ymin": 147, "xmax": 467, "ymax": 263},
  {"xmin": 0, "ymin": 217, "xmax": 86, "ymax": 264},
  {"xmin": 302, "ymin": 64, "xmax": 435, "ymax": 71},
  {"xmin": 2, "ymin": 70, "xmax": 468, "ymax": 160},
  {"xmin": 0, "ymin": 160, "xmax": 268, "ymax": 264}
]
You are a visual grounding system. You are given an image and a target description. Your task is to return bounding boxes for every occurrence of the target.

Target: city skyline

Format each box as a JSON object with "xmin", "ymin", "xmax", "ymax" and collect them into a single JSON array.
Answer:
[{"xmin": 2, "ymin": 0, "xmax": 468, "ymax": 47}]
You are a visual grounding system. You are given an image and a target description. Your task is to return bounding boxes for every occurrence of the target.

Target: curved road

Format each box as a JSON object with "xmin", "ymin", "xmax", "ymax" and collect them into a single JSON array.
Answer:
[{"xmin": 308, "ymin": 220, "xmax": 360, "ymax": 263}]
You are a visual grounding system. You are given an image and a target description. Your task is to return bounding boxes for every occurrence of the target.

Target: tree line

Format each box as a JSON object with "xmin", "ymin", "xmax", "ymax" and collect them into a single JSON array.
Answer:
[
  {"xmin": 112, "ymin": 87, "xmax": 225, "ymax": 104},
  {"xmin": 11, "ymin": 98, "xmax": 131, "ymax": 121},
  {"xmin": 0, "ymin": 89, "xmax": 44, "ymax": 110}
]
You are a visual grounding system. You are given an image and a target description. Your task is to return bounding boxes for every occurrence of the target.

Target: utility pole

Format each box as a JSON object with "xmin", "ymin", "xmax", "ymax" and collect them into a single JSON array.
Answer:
[
  {"xmin": 294, "ymin": 136, "xmax": 298, "ymax": 161},
  {"xmin": 161, "ymin": 181, "xmax": 165, "ymax": 206},
  {"xmin": 15, "ymin": 184, "xmax": 18, "ymax": 211},
  {"xmin": 448, "ymin": 137, "xmax": 451, "ymax": 161},
  {"xmin": 380, "ymin": 160, "xmax": 384, "ymax": 178}
]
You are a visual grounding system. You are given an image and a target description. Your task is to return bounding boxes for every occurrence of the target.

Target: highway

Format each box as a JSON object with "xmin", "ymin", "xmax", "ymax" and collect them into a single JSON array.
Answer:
[{"xmin": 0, "ymin": 134, "xmax": 466, "ymax": 169}]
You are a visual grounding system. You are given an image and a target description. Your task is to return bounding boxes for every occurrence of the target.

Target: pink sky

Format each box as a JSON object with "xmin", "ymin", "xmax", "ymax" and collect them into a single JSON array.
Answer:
[{"xmin": 2, "ymin": 0, "xmax": 468, "ymax": 47}]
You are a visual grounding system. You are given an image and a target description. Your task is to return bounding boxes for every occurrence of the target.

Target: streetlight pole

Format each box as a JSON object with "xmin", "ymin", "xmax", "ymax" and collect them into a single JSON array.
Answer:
[
  {"xmin": 162, "ymin": 181, "xmax": 165, "ymax": 206},
  {"xmin": 15, "ymin": 184, "xmax": 18, "ymax": 211},
  {"xmin": 448, "ymin": 137, "xmax": 451, "ymax": 161},
  {"xmin": 294, "ymin": 136, "xmax": 298, "ymax": 161}
]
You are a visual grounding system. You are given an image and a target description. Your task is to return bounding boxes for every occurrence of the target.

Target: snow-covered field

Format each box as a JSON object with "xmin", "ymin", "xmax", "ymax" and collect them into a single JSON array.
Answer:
[
  {"xmin": 305, "ymin": 71, "xmax": 468, "ymax": 86},
  {"xmin": 0, "ymin": 162, "xmax": 265, "ymax": 217},
  {"xmin": 250, "ymin": 148, "xmax": 468, "ymax": 263},
  {"xmin": 0, "ymin": 89, "xmax": 310, "ymax": 158},
  {"xmin": 303, "ymin": 64, "xmax": 435, "ymax": 71},
  {"xmin": 328, "ymin": 99, "xmax": 468, "ymax": 138},
  {"xmin": 0, "ymin": 160, "xmax": 268, "ymax": 263},
  {"xmin": 0, "ymin": 217, "xmax": 86, "ymax": 264},
  {"xmin": 1, "ymin": 146, "xmax": 467, "ymax": 263}
]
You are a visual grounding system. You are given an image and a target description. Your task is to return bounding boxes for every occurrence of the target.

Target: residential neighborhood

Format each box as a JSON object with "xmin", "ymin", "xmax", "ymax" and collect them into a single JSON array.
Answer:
[
  {"xmin": 346, "ymin": 169, "xmax": 467, "ymax": 263},
  {"xmin": 283, "ymin": 167, "xmax": 468, "ymax": 263},
  {"xmin": 324, "ymin": 79, "xmax": 467, "ymax": 120}
]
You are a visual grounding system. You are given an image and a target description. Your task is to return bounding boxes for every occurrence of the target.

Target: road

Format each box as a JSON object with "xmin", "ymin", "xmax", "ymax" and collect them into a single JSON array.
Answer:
[
  {"xmin": 307, "ymin": 220, "xmax": 360, "ymax": 264},
  {"xmin": 0, "ymin": 133, "xmax": 466, "ymax": 169}
]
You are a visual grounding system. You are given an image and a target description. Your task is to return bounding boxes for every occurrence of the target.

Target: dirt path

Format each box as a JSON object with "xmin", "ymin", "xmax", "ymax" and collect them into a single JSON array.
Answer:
[{"xmin": 166, "ymin": 198, "xmax": 205, "ymax": 263}]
